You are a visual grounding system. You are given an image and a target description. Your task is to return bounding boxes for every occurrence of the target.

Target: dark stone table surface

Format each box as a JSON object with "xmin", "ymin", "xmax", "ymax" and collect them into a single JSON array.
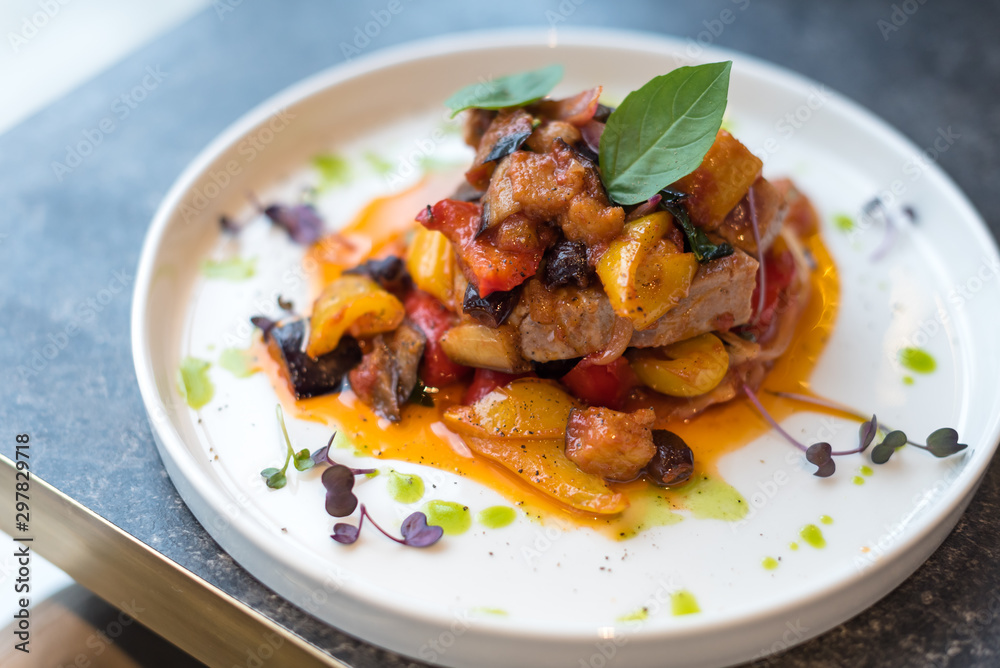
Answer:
[{"xmin": 2, "ymin": 1, "xmax": 998, "ymax": 666}]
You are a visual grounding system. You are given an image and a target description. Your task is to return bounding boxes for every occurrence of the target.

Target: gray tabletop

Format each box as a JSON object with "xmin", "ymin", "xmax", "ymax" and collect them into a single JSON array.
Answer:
[{"xmin": 3, "ymin": 1, "xmax": 999, "ymax": 666}]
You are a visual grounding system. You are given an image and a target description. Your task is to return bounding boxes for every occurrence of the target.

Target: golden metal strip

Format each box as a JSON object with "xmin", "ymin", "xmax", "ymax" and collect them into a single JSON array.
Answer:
[{"xmin": 0, "ymin": 454, "xmax": 345, "ymax": 668}]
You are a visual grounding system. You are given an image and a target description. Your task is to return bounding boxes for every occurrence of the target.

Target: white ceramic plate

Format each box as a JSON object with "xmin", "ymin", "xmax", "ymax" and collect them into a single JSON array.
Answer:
[{"xmin": 132, "ymin": 29, "xmax": 1000, "ymax": 668}]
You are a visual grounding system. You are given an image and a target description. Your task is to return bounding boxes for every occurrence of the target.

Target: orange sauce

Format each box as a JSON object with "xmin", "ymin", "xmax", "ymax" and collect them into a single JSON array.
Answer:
[{"xmin": 263, "ymin": 181, "xmax": 843, "ymax": 536}]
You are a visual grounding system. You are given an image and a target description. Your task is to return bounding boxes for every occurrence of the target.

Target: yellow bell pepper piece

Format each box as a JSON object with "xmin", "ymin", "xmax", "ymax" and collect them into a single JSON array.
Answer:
[
  {"xmin": 443, "ymin": 378, "xmax": 583, "ymax": 439},
  {"xmin": 463, "ymin": 435, "xmax": 629, "ymax": 515},
  {"xmin": 628, "ymin": 333, "xmax": 730, "ymax": 397},
  {"xmin": 306, "ymin": 274, "xmax": 404, "ymax": 358},
  {"xmin": 406, "ymin": 227, "xmax": 456, "ymax": 307},
  {"xmin": 596, "ymin": 212, "xmax": 698, "ymax": 330}
]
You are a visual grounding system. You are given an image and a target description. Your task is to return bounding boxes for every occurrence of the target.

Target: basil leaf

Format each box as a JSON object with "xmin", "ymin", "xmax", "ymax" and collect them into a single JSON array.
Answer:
[
  {"xmin": 445, "ymin": 65, "xmax": 563, "ymax": 117},
  {"xmin": 599, "ymin": 62, "xmax": 732, "ymax": 205},
  {"xmin": 660, "ymin": 193, "xmax": 733, "ymax": 263}
]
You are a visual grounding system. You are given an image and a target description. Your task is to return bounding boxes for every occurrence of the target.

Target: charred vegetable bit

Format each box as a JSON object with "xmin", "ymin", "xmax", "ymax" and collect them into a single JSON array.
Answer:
[
  {"xmin": 344, "ymin": 255, "xmax": 410, "ymax": 294},
  {"xmin": 532, "ymin": 357, "xmax": 582, "ymax": 380},
  {"xmin": 332, "ymin": 504, "xmax": 443, "ymax": 548},
  {"xmin": 462, "ymin": 283, "xmax": 521, "ymax": 328},
  {"xmin": 745, "ymin": 387, "xmax": 968, "ymax": 476},
  {"xmin": 260, "ymin": 318, "xmax": 361, "ymax": 399},
  {"xmin": 564, "ymin": 407, "xmax": 656, "ymax": 482},
  {"xmin": 542, "ymin": 240, "xmax": 592, "ymax": 289},
  {"xmin": 646, "ymin": 430, "xmax": 695, "ymax": 487},
  {"xmin": 348, "ymin": 322, "xmax": 426, "ymax": 422},
  {"xmin": 263, "ymin": 203, "xmax": 324, "ymax": 245},
  {"xmin": 260, "ymin": 405, "xmax": 314, "ymax": 489}
]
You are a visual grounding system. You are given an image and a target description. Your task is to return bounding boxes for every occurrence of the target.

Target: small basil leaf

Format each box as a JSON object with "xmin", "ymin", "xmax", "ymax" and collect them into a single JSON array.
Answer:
[
  {"xmin": 925, "ymin": 428, "xmax": 967, "ymax": 457},
  {"xmin": 871, "ymin": 430, "xmax": 907, "ymax": 465},
  {"xmin": 445, "ymin": 65, "xmax": 564, "ymax": 117},
  {"xmin": 661, "ymin": 199, "xmax": 733, "ymax": 263},
  {"xmin": 599, "ymin": 61, "xmax": 732, "ymax": 205}
]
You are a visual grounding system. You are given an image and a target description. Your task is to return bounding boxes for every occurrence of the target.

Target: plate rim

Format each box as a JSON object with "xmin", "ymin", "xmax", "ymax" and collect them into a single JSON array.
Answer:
[{"xmin": 131, "ymin": 26, "xmax": 1000, "ymax": 664}]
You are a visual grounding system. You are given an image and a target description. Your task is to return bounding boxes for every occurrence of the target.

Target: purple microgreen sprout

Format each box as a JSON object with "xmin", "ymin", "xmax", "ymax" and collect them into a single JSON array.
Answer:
[
  {"xmin": 765, "ymin": 391, "xmax": 965, "ymax": 470},
  {"xmin": 871, "ymin": 430, "xmax": 907, "ymax": 464},
  {"xmin": 805, "ymin": 442, "xmax": 835, "ymax": 478},
  {"xmin": 322, "ymin": 464, "xmax": 359, "ymax": 517},
  {"xmin": 313, "ymin": 434, "xmax": 378, "ymax": 475},
  {"xmin": 261, "ymin": 404, "xmax": 312, "ymax": 489},
  {"xmin": 747, "ymin": 186, "xmax": 767, "ymax": 320},
  {"xmin": 922, "ymin": 427, "xmax": 967, "ymax": 457},
  {"xmin": 332, "ymin": 505, "xmax": 443, "ymax": 548},
  {"xmin": 863, "ymin": 198, "xmax": 915, "ymax": 263},
  {"xmin": 261, "ymin": 202, "xmax": 324, "ymax": 245},
  {"xmin": 742, "ymin": 384, "xmax": 810, "ymax": 455}
]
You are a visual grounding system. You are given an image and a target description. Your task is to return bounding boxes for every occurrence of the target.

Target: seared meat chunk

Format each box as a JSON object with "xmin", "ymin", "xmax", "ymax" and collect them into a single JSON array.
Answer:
[
  {"xmin": 714, "ymin": 177, "xmax": 785, "ymax": 256},
  {"xmin": 629, "ymin": 249, "xmax": 758, "ymax": 348},
  {"xmin": 348, "ymin": 322, "xmax": 426, "ymax": 422},
  {"xmin": 519, "ymin": 249, "xmax": 758, "ymax": 361},
  {"xmin": 482, "ymin": 141, "xmax": 624, "ymax": 247},
  {"xmin": 517, "ymin": 279, "xmax": 617, "ymax": 362},
  {"xmin": 565, "ymin": 407, "xmax": 656, "ymax": 481}
]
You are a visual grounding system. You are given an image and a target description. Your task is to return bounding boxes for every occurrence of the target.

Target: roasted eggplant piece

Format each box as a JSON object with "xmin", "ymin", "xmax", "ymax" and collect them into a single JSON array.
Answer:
[
  {"xmin": 348, "ymin": 322, "xmax": 426, "ymax": 422},
  {"xmin": 344, "ymin": 255, "xmax": 410, "ymax": 294},
  {"xmin": 542, "ymin": 239, "xmax": 591, "ymax": 289},
  {"xmin": 462, "ymin": 283, "xmax": 521, "ymax": 328},
  {"xmin": 646, "ymin": 430, "xmax": 695, "ymax": 487},
  {"xmin": 263, "ymin": 318, "xmax": 361, "ymax": 399},
  {"xmin": 532, "ymin": 357, "xmax": 582, "ymax": 379}
]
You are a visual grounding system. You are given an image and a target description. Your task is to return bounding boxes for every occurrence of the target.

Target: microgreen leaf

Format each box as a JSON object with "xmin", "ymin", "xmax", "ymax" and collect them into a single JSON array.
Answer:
[
  {"xmin": 805, "ymin": 442, "xmax": 835, "ymax": 478},
  {"xmin": 263, "ymin": 470, "xmax": 287, "ymax": 490},
  {"xmin": 322, "ymin": 465, "xmax": 358, "ymax": 517},
  {"xmin": 871, "ymin": 430, "xmax": 907, "ymax": 464},
  {"xmin": 400, "ymin": 512, "xmax": 444, "ymax": 548},
  {"xmin": 263, "ymin": 203, "xmax": 324, "ymax": 245},
  {"xmin": 599, "ymin": 62, "xmax": 732, "ymax": 205},
  {"xmin": 859, "ymin": 415, "xmax": 878, "ymax": 452},
  {"xmin": 660, "ymin": 192, "xmax": 734, "ymax": 263},
  {"xmin": 293, "ymin": 448, "xmax": 314, "ymax": 472},
  {"xmin": 924, "ymin": 428, "xmax": 967, "ymax": 458},
  {"xmin": 408, "ymin": 380, "xmax": 436, "ymax": 407},
  {"xmin": 331, "ymin": 522, "xmax": 361, "ymax": 545},
  {"xmin": 444, "ymin": 65, "xmax": 564, "ymax": 117}
]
